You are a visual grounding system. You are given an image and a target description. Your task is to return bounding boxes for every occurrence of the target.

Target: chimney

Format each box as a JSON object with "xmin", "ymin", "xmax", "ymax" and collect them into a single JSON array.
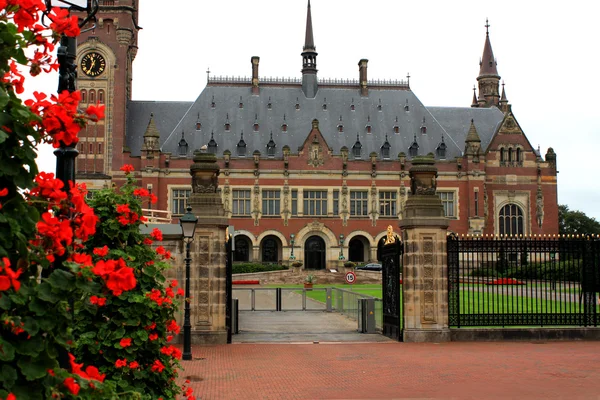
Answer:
[
  {"xmin": 251, "ymin": 56, "xmax": 260, "ymax": 95},
  {"xmin": 359, "ymin": 59, "xmax": 368, "ymax": 96}
]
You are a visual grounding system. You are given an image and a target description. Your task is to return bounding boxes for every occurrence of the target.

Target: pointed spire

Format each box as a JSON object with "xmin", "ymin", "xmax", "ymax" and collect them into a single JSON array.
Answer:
[
  {"xmin": 304, "ymin": 0, "xmax": 315, "ymax": 51},
  {"xmin": 143, "ymin": 113, "xmax": 160, "ymax": 138},
  {"xmin": 500, "ymin": 81, "xmax": 508, "ymax": 102},
  {"xmin": 479, "ymin": 18, "xmax": 499, "ymax": 77},
  {"xmin": 466, "ymin": 119, "xmax": 481, "ymax": 143},
  {"xmin": 471, "ymin": 85, "xmax": 479, "ymax": 107}
]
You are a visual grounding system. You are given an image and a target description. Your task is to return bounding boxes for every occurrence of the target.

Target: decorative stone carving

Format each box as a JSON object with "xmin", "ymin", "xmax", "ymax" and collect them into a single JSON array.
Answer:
[
  {"xmin": 116, "ymin": 27, "xmax": 133, "ymax": 46},
  {"xmin": 422, "ymin": 238, "xmax": 436, "ymax": 323},
  {"xmin": 409, "ymin": 155, "xmax": 438, "ymax": 196},
  {"xmin": 536, "ymin": 188, "xmax": 544, "ymax": 228},
  {"xmin": 384, "ymin": 225, "xmax": 396, "ymax": 245},
  {"xmin": 308, "ymin": 135, "xmax": 324, "ymax": 167},
  {"xmin": 252, "ymin": 182, "xmax": 260, "ymax": 226},
  {"xmin": 190, "ymin": 150, "xmax": 219, "ymax": 194}
]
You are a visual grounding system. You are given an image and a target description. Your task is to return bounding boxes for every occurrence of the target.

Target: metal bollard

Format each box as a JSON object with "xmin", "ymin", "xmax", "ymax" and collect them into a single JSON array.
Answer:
[
  {"xmin": 232, "ymin": 298, "xmax": 239, "ymax": 334},
  {"xmin": 360, "ymin": 298, "xmax": 376, "ymax": 333},
  {"xmin": 326, "ymin": 288, "xmax": 332, "ymax": 312}
]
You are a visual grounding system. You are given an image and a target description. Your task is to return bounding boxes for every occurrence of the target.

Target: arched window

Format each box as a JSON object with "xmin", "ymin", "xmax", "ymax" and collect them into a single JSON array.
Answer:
[
  {"xmin": 89, "ymin": 90, "xmax": 95, "ymax": 104},
  {"xmin": 516, "ymin": 148, "xmax": 522, "ymax": 163},
  {"xmin": 81, "ymin": 89, "xmax": 87, "ymax": 103},
  {"xmin": 499, "ymin": 204, "xmax": 524, "ymax": 236},
  {"xmin": 500, "ymin": 147, "xmax": 505, "ymax": 162},
  {"xmin": 98, "ymin": 89, "xmax": 104, "ymax": 104}
]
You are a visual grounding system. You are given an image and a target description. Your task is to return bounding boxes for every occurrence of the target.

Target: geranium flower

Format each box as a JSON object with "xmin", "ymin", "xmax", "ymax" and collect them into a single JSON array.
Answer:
[
  {"xmin": 63, "ymin": 377, "xmax": 80, "ymax": 396},
  {"xmin": 151, "ymin": 360, "xmax": 165, "ymax": 373},
  {"xmin": 129, "ymin": 361, "xmax": 139, "ymax": 369},
  {"xmin": 151, "ymin": 228, "xmax": 163, "ymax": 241},
  {"xmin": 115, "ymin": 359, "xmax": 128, "ymax": 368},
  {"xmin": 90, "ymin": 296, "xmax": 106, "ymax": 306},
  {"xmin": 120, "ymin": 164, "xmax": 134, "ymax": 174},
  {"xmin": 93, "ymin": 246, "xmax": 109, "ymax": 257},
  {"xmin": 120, "ymin": 338, "xmax": 132, "ymax": 348}
]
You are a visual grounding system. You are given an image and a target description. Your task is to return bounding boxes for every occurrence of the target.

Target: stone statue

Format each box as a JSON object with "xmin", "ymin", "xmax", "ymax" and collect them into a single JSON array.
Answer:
[{"xmin": 384, "ymin": 225, "xmax": 396, "ymax": 245}]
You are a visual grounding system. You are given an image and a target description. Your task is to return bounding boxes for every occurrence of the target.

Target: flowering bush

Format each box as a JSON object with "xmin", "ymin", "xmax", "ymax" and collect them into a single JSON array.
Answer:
[{"xmin": 72, "ymin": 168, "xmax": 192, "ymax": 399}]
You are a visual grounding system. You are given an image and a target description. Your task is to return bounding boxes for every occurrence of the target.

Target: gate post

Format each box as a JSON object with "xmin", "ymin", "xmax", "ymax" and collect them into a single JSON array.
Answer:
[
  {"xmin": 186, "ymin": 149, "xmax": 229, "ymax": 344},
  {"xmin": 399, "ymin": 155, "xmax": 450, "ymax": 343}
]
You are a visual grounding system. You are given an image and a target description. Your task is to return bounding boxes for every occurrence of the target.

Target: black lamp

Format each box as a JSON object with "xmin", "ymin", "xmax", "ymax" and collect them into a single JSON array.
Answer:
[{"xmin": 179, "ymin": 205, "xmax": 198, "ymax": 361}]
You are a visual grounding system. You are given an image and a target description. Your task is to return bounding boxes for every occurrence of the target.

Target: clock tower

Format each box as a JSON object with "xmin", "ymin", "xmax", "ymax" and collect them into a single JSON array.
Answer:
[{"xmin": 74, "ymin": 0, "xmax": 140, "ymax": 190}]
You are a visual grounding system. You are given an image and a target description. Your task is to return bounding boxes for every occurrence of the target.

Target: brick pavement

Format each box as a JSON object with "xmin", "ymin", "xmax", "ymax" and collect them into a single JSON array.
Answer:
[{"xmin": 181, "ymin": 341, "xmax": 600, "ymax": 399}]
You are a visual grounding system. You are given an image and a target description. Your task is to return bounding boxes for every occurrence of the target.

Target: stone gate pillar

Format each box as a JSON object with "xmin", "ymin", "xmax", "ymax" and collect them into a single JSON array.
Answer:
[
  {"xmin": 188, "ymin": 149, "xmax": 228, "ymax": 344},
  {"xmin": 399, "ymin": 154, "xmax": 450, "ymax": 342}
]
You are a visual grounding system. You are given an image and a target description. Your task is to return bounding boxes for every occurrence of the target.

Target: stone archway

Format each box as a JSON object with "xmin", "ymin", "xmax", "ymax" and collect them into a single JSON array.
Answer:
[
  {"xmin": 304, "ymin": 235, "xmax": 326, "ymax": 270},
  {"xmin": 349, "ymin": 236, "xmax": 369, "ymax": 263},
  {"xmin": 234, "ymin": 235, "xmax": 252, "ymax": 262},
  {"xmin": 260, "ymin": 235, "xmax": 281, "ymax": 263}
]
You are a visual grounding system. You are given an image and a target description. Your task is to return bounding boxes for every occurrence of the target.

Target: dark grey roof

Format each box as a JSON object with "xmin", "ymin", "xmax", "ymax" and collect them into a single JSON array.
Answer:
[
  {"xmin": 127, "ymin": 86, "xmax": 505, "ymax": 161},
  {"xmin": 126, "ymin": 101, "xmax": 193, "ymax": 155},
  {"xmin": 427, "ymin": 106, "xmax": 505, "ymax": 154}
]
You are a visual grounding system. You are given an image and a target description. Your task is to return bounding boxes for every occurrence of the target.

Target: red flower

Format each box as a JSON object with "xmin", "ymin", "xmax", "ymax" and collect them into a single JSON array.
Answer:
[
  {"xmin": 106, "ymin": 266, "xmax": 136, "ymax": 296},
  {"xmin": 133, "ymin": 188, "xmax": 149, "ymax": 197},
  {"xmin": 83, "ymin": 365, "xmax": 105, "ymax": 382},
  {"xmin": 90, "ymin": 296, "xmax": 106, "ymax": 306},
  {"xmin": 93, "ymin": 245, "xmax": 109, "ymax": 257},
  {"xmin": 115, "ymin": 359, "xmax": 128, "ymax": 368},
  {"xmin": 6, "ymin": 393, "xmax": 16, "ymax": 400},
  {"xmin": 120, "ymin": 338, "xmax": 132, "ymax": 348},
  {"xmin": 151, "ymin": 228, "xmax": 163, "ymax": 241},
  {"xmin": 49, "ymin": 7, "xmax": 80, "ymax": 37},
  {"xmin": 151, "ymin": 360, "xmax": 165, "ymax": 373},
  {"xmin": 129, "ymin": 361, "xmax": 139, "ymax": 369},
  {"xmin": 120, "ymin": 164, "xmax": 134, "ymax": 174},
  {"xmin": 166, "ymin": 319, "xmax": 180, "ymax": 334},
  {"xmin": 143, "ymin": 237, "xmax": 153, "ymax": 245},
  {"xmin": 177, "ymin": 288, "xmax": 185, "ymax": 296},
  {"xmin": 145, "ymin": 322, "xmax": 157, "ymax": 330},
  {"xmin": 70, "ymin": 253, "xmax": 93, "ymax": 267},
  {"xmin": 0, "ymin": 258, "xmax": 22, "ymax": 292},
  {"xmin": 85, "ymin": 104, "xmax": 105, "ymax": 121},
  {"xmin": 63, "ymin": 377, "xmax": 80, "ymax": 396},
  {"xmin": 161, "ymin": 345, "xmax": 182, "ymax": 359},
  {"xmin": 156, "ymin": 246, "xmax": 166, "ymax": 255},
  {"xmin": 0, "ymin": 188, "xmax": 8, "ymax": 197},
  {"xmin": 148, "ymin": 332, "xmax": 158, "ymax": 341},
  {"xmin": 170, "ymin": 279, "xmax": 179, "ymax": 287}
]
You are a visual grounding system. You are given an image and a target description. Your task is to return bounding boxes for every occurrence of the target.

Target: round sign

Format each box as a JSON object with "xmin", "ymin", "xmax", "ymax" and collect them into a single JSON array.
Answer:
[{"xmin": 345, "ymin": 271, "xmax": 356, "ymax": 284}]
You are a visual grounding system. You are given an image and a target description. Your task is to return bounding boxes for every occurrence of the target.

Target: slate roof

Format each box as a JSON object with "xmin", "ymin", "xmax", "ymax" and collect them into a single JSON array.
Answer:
[{"xmin": 125, "ymin": 85, "xmax": 505, "ymax": 161}]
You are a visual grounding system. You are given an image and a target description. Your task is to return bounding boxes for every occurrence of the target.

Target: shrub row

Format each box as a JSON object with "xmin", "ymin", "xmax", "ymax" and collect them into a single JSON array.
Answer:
[
  {"xmin": 469, "ymin": 260, "xmax": 582, "ymax": 282},
  {"xmin": 232, "ymin": 263, "xmax": 288, "ymax": 274}
]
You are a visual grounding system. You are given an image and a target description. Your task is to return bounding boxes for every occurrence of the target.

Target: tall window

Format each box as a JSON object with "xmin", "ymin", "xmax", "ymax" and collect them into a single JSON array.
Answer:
[
  {"xmin": 262, "ymin": 190, "xmax": 280, "ymax": 216},
  {"xmin": 350, "ymin": 191, "xmax": 369, "ymax": 216},
  {"xmin": 303, "ymin": 190, "xmax": 327, "ymax": 216},
  {"xmin": 291, "ymin": 190, "xmax": 298, "ymax": 216},
  {"xmin": 171, "ymin": 189, "xmax": 191, "ymax": 216},
  {"xmin": 333, "ymin": 190, "xmax": 339, "ymax": 215},
  {"xmin": 499, "ymin": 204, "xmax": 524, "ymax": 236},
  {"xmin": 232, "ymin": 189, "xmax": 251, "ymax": 216},
  {"xmin": 379, "ymin": 191, "xmax": 397, "ymax": 217},
  {"xmin": 474, "ymin": 191, "xmax": 479, "ymax": 217},
  {"xmin": 438, "ymin": 192, "xmax": 455, "ymax": 218}
]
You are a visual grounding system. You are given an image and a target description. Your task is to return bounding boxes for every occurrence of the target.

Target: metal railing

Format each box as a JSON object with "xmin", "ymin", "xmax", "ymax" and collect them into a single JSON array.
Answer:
[
  {"xmin": 448, "ymin": 234, "xmax": 600, "ymax": 327},
  {"xmin": 233, "ymin": 287, "xmax": 328, "ymax": 311},
  {"xmin": 141, "ymin": 208, "xmax": 172, "ymax": 224}
]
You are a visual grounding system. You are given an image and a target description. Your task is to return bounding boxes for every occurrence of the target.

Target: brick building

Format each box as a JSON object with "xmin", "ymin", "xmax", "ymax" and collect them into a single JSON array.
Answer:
[{"xmin": 74, "ymin": 1, "xmax": 558, "ymax": 269}]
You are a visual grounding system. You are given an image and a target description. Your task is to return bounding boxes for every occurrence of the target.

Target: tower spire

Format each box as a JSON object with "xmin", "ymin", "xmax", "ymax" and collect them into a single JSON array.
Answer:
[
  {"xmin": 301, "ymin": 0, "xmax": 318, "ymax": 98},
  {"xmin": 477, "ymin": 18, "xmax": 501, "ymax": 107}
]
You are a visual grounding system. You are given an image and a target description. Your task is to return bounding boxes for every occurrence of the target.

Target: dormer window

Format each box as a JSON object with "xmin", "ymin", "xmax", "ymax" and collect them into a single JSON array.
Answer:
[
  {"xmin": 409, "ymin": 135, "xmax": 419, "ymax": 157},
  {"xmin": 404, "ymin": 99, "xmax": 409, "ymax": 112},
  {"xmin": 253, "ymin": 114, "xmax": 259, "ymax": 132},
  {"xmin": 351, "ymin": 99, "xmax": 355, "ymax": 111},
  {"xmin": 178, "ymin": 131, "xmax": 188, "ymax": 156},
  {"xmin": 377, "ymin": 98, "xmax": 382, "ymax": 111},
  {"xmin": 295, "ymin": 97, "xmax": 300, "ymax": 110},
  {"xmin": 436, "ymin": 137, "xmax": 447, "ymax": 159},
  {"xmin": 211, "ymin": 95, "xmax": 215, "ymax": 109},
  {"xmin": 239, "ymin": 96, "xmax": 243, "ymax": 109},
  {"xmin": 366, "ymin": 125, "xmax": 371, "ymax": 134},
  {"xmin": 322, "ymin": 98, "xmax": 327, "ymax": 111},
  {"xmin": 266, "ymin": 131, "xmax": 276, "ymax": 158},
  {"xmin": 237, "ymin": 131, "xmax": 247, "ymax": 157},
  {"xmin": 381, "ymin": 135, "xmax": 391, "ymax": 159},
  {"xmin": 267, "ymin": 97, "xmax": 272, "ymax": 110},
  {"xmin": 366, "ymin": 115, "xmax": 372, "ymax": 134},
  {"xmin": 420, "ymin": 117, "xmax": 426, "ymax": 134},
  {"xmin": 224, "ymin": 113, "xmax": 230, "ymax": 132},
  {"xmin": 393, "ymin": 125, "xmax": 399, "ymax": 134},
  {"xmin": 352, "ymin": 134, "xmax": 362, "ymax": 159},
  {"xmin": 338, "ymin": 116, "xmax": 343, "ymax": 133},
  {"xmin": 195, "ymin": 113, "xmax": 201, "ymax": 131},
  {"xmin": 207, "ymin": 131, "xmax": 218, "ymax": 154}
]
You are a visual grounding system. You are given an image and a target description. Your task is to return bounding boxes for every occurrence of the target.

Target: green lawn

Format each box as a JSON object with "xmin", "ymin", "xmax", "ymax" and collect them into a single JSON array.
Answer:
[{"xmin": 268, "ymin": 284, "xmax": 382, "ymax": 303}]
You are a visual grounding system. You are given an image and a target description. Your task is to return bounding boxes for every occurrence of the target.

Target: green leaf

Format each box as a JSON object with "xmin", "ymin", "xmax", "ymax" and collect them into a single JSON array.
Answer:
[
  {"xmin": 0, "ymin": 293, "xmax": 11, "ymax": 310},
  {"xmin": 14, "ymin": 334, "xmax": 43, "ymax": 357},
  {"xmin": 75, "ymin": 277, "xmax": 102, "ymax": 293},
  {"xmin": 0, "ymin": 337, "xmax": 15, "ymax": 361},
  {"xmin": 143, "ymin": 265, "xmax": 157, "ymax": 277},
  {"xmin": 37, "ymin": 282, "xmax": 59, "ymax": 303},
  {"xmin": 0, "ymin": 364, "xmax": 18, "ymax": 389},
  {"xmin": 0, "ymin": 130, "xmax": 8, "ymax": 144},
  {"xmin": 28, "ymin": 298, "xmax": 47, "ymax": 316},
  {"xmin": 47, "ymin": 269, "xmax": 75, "ymax": 290},
  {"xmin": 18, "ymin": 352, "xmax": 55, "ymax": 381},
  {"xmin": 22, "ymin": 316, "xmax": 40, "ymax": 337}
]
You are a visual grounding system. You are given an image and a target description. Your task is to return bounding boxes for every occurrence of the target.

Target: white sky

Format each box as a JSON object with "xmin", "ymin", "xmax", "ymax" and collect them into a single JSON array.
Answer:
[{"xmin": 32, "ymin": 0, "xmax": 600, "ymax": 221}]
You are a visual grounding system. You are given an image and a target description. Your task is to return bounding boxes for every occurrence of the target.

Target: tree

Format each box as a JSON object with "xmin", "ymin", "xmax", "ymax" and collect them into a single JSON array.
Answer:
[{"xmin": 558, "ymin": 205, "xmax": 600, "ymax": 234}]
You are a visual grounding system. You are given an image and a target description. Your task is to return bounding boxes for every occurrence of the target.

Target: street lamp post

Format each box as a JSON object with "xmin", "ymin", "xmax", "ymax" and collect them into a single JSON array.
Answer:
[
  {"xmin": 338, "ymin": 234, "xmax": 345, "ymax": 260},
  {"xmin": 179, "ymin": 205, "xmax": 198, "ymax": 361},
  {"xmin": 289, "ymin": 233, "xmax": 295, "ymax": 260}
]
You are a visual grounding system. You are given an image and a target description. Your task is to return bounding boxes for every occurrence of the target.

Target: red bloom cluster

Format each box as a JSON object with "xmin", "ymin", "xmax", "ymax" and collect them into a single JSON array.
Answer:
[
  {"xmin": 151, "ymin": 359, "xmax": 165, "ymax": 373},
  {"xmin": 93, "ymin": 246, "xmax": 109, "ymax": 257},
  {"xmin": 115, "ymin": 359, "xmax": 128, "ymax": 368},
  {"xmin": 147, "ymin": 288, "xmax": 173, "ymax": 307},
  {"xmin": 160, "ymin": 345, "xmax": 182, "ymax": 360},
  {"xmin": 48, "ymin": 7, "xmax": 80, "ymax": 37},
  {"xmin": 0, "ymin": 257, "xmax": 22, "ymax": 292},
  {"xmin": 29, "ymin": 172, "xmax": 67, "ymax": 205},
  {"xmin": 119, "ymin": 338, "xmax": 132, "ymax": 348},
  {"xmin": 63, "ymin": 377, "xmax": 80, "ymax": 396},
  {"xmin": 0, "ymin": 187, "xmax": 8, "ymax": 210},
  {"xmin": 120, "ymin": 164, "xmax": 134, "ymax": 174},
  {"xmin": 156, "ymin": 246, "xmax": 172, "ymax": 260},
  {"xmin": 116, "ymin": 203, "xmax": 140, "ymax": 226},
  {"xmin": 89, "ymin": 295, "xmax": 107, "ymax": 306},
  {"xmin": 91, "ymin": 258, "xmax": 137, "ymax": 296},
  {"xmin": 69, "ymin": 353, "xmax": 105, "ymax": 382},
  {"xmin": 166, "ymin": 320, "xmax": 180, "ymax": 335},
  {"xmin": 133, "ymin": 187, "xmax": 158, "ymax": 204},
  {"xmin": 151, "ymin": 228, "xmax": 163, "ymax": 241},
  {"xmin": 181, "ymin": 380, "xmax": 196, "ymax": 400}
]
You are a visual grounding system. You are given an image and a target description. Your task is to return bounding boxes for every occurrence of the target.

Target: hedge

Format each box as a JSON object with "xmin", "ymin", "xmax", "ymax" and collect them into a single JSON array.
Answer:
[{"xmin": 232, "ymin": 263, "xmax": 288, "ymax": 274}]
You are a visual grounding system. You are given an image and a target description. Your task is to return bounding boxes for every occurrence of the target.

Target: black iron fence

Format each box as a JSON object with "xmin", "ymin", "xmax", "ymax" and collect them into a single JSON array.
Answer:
[{"xmin": 448, "ymin": 234, "xmax": 600, "ymax": 327}]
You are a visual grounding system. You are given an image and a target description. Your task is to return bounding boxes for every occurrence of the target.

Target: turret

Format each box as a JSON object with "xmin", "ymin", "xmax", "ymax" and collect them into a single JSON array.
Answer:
[
  {"xmin": 301, "ymin": 0, "xmax": 318, "ymax": 98},
  {"xmin": 476, "ymin": 19, "xmax": 501, "ymax": 108}
]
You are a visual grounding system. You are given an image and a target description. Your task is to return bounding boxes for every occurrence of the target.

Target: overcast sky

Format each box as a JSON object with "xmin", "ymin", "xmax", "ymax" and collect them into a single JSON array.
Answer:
[{"xmin": 33, "ymin": 0, "xmax": 600, "ymax": 221}]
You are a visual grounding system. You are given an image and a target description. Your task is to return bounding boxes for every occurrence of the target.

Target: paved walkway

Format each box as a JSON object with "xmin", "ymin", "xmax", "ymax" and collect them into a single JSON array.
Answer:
[{"xmin": 182, "ymin": 341, "xmax": 600, "ymax": 399}]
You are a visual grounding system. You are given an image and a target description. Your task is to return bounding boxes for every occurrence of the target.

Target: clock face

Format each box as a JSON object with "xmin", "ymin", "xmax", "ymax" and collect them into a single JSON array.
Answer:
[{"xmin": 80, "ymin": 52, "xmax": 106, "ymax": 77}]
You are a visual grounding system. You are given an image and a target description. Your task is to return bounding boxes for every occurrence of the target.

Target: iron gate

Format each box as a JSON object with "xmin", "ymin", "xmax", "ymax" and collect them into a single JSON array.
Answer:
[
  {"xmin": 225, "ymin": 234, "xmax": 233, "ymax": 343},
  {"xmin": 378, "ymin": 234, "xmax": 403, "ymax": 341}
]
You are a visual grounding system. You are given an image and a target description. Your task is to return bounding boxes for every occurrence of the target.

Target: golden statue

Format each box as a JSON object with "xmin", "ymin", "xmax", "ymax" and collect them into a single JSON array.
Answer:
[{"xmin": 384, "ymin": 225, "xmax": 396, "ymax": 245}]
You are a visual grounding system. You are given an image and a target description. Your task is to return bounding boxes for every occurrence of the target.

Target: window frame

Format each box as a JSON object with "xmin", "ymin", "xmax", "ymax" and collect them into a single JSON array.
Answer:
[{"xmin": 232, "ymin": 189, "xmax": 252, "ymax": 217}]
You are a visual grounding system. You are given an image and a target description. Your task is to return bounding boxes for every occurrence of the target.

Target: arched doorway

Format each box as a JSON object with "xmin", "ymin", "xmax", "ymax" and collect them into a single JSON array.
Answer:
[
  {"xmin": 261, "ymin": 235, "xmax": 280, "ymax": 263},
  {"xmin": 349, "ymin": 236, "xmax": 369, "ymax": 263},
  {"xmin": 304, "ymin": 235, "xmax": 326, "ymax": 270},
  {"xmin": 234, "ymin": 235, "xmax": 251, "ymax": 262}
]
